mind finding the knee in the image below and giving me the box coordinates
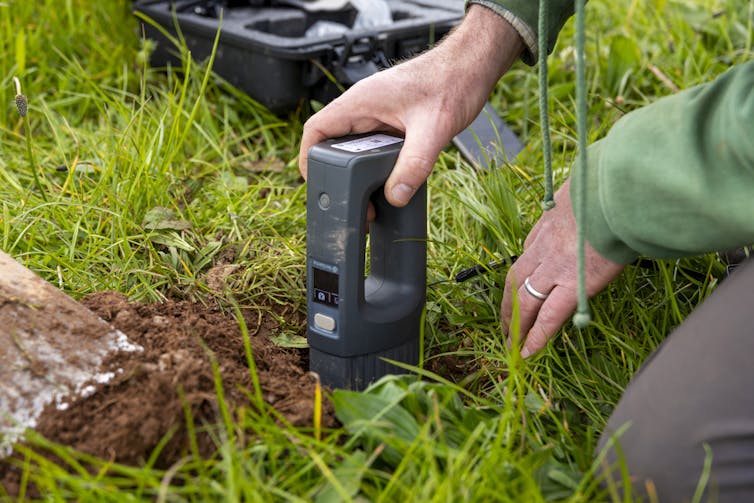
[596,419,754,502]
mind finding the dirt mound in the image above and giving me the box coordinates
[1,291,334,492]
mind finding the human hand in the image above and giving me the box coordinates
[501,178,626,357]
[298,5,525,207]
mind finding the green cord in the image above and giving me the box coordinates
[538,0,590,328]
[538,0,555,210]
[572,0,591,328]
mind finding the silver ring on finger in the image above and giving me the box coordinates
[524,276,548,300]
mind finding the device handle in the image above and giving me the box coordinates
[363,183,426,319]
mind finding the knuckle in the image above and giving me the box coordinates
[301,117,322,137]
[506,264,523,285]
[402,153,435,180]
[536,307,562,329]
[517,295,541,317]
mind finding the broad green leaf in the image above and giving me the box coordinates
[333,390,420,442]
[524,392,547,414]
[142,206,192,231]
[606,35,640,95]
[314,451,368,503]
[149,231,195,252]
[270,332,308,348]
[220,171,249,191]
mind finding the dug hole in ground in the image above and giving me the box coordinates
[0,288,337,494]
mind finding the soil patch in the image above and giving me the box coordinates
[2,291,334,492]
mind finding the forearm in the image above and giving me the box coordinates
[577,62,754,263]
[431,4,525,109]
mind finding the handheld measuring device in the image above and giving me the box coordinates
[306,133,427,391]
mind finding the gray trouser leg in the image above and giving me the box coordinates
[598,259,754,502]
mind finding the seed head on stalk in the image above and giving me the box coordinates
[13,76,47,202]
[13,77,27,117]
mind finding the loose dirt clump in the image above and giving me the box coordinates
[1,291,334,489]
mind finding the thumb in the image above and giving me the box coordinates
[384,129,447,207]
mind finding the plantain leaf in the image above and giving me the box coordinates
[333,389,420,441]
[314,451,368,503]
[605,35,640,96]
[142,206,192,231]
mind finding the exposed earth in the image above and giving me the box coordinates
[1,290,336,494]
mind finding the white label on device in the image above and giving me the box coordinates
[331,134,403,153]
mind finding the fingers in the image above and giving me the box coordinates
[514,274,552,336]
[302,103,451,208]
[383,126,448,207]
[298,88,391,180]
[504,268,552,339]
[500,249,541,325]
[519,287,577,357]
[503,272,577,358]
[503,253,625,358]
[299,113,350,180]
[500,177,628,359]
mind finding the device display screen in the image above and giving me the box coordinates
[312,267,339,307]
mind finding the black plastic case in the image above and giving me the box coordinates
[134,0,463,114]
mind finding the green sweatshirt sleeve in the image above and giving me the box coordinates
[575,61,754,264]
[466,0,575,64]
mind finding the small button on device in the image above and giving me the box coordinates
[314,313,336,332]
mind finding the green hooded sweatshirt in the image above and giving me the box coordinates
[469,0,754,264]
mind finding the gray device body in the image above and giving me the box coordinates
[306,134,426,391]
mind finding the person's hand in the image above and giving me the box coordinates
[501,178,626,357]
[298,5,525,207]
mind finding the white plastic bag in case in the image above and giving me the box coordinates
[351,0,392,30]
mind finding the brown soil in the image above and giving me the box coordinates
[1,291,335,493]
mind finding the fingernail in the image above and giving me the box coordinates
[391,183,414,205]
[520,347,531,359]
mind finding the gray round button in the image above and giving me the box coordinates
[314,313,336,332]
[318,192,331,210]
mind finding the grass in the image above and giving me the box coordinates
[1,0,751,500]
